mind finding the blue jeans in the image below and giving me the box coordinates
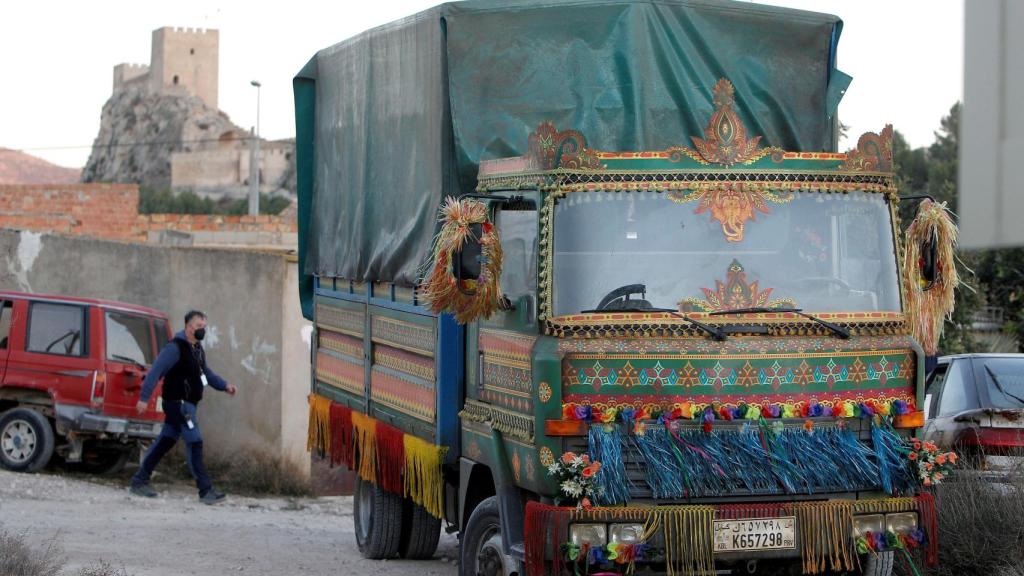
[131,400,212,496]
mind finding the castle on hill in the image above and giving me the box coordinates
[104,27,294,199]
[113,27,220,109]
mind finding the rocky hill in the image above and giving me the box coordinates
[81,87,245,192]
[0,148,80,184]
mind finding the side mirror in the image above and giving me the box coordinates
[902,198,960,356]
[453,223,483,294]
[919,235,938,290]
[421,197,504,323]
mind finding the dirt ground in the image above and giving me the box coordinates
[0,468,459,576]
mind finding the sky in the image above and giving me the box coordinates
[0,0,963,169]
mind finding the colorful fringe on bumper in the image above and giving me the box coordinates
[525,496,937,576]
[588,422,916,504]
[307,394,448,518]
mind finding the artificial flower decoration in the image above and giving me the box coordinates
[547,451,604,510]
[561,399,914,428]
[908,440,957,486]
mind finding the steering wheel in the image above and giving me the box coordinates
[595,284,654,311]
[798,277,853,295]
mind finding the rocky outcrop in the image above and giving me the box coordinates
[82,88,243,191]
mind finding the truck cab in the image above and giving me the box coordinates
[0,291,168,473]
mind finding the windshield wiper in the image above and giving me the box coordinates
[984,365,1024,407]
[111,354,146,368]
[669,312,727,341]
[709,307,850,339]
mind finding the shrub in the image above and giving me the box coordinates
[931,469,1024,576]
[0,531,64,576]
[77,560,130,576]
[158,446,311,497]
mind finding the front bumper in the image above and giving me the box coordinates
[524,496,937,575]
[55,404,162,440]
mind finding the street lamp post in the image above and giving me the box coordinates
[249,80,262,216]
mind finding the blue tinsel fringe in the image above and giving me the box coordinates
[591,422,916,504]
[588,424,632,506]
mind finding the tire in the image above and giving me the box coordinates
[353,477,403,559]
[399,498,442,559]
[861,551,895,576]
[0,407,55,473]
[460,496,520,576]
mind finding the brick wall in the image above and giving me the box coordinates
[142,213,297,234]
[0,184,139,240]
[0,184,297,242]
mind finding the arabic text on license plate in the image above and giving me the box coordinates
[713,516,796,553]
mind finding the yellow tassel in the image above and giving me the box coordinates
[306,394,331,456]
[351,411,378,484]
[792,501,853,574]
[403,434,448,519]
[903,199,962,355]
[643,507,714,576]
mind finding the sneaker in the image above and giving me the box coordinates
[130,483,158,498]
[200,489,226,505]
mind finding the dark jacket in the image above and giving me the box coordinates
[139,331,227,404]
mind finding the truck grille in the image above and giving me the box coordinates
[564,418,907,503]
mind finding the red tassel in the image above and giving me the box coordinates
[525,502,573,576]
[915,493,939,566]
[329,402,354,469]
[375,422,406,495]
[524,502,546,576]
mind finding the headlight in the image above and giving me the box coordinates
[885,512,918,534]
[852,514,885,539]
[609,523,644,545]
[570,523,608,547]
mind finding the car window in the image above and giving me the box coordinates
[0,301,12,349]
[938,360,975,416]
[27,302,86,357]
[154,318,169,351]
[498,208,538,302]
[924,365,948,419]
[974,357,1024,409]
[106,312,157,365]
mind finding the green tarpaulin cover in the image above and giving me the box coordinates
[294,0,848,319]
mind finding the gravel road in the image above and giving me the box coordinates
[0,469,459,576]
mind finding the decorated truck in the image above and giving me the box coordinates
[296,1,959,575]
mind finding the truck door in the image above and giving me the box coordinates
[11,300,94,407]
[0,301,13,381]
[101,311,158,419]
[471,200,540,415]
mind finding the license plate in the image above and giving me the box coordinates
[713,516,796,553]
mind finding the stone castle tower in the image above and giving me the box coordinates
[112,27,219,108]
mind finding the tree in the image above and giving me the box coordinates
[894,103,981,354]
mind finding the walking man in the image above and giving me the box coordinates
[129,310,236,504]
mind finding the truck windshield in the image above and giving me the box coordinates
[552,190,900,316]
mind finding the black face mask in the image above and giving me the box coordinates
[194,328,206,341]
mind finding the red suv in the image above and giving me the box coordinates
[0,291,168,473]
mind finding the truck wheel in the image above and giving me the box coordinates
[353,477,403,559]
[460,496,520,576]
[0,408,55,473]
[861,552,895,576]
[399,498,441,559]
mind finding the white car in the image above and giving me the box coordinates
[924,354,1024,470]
